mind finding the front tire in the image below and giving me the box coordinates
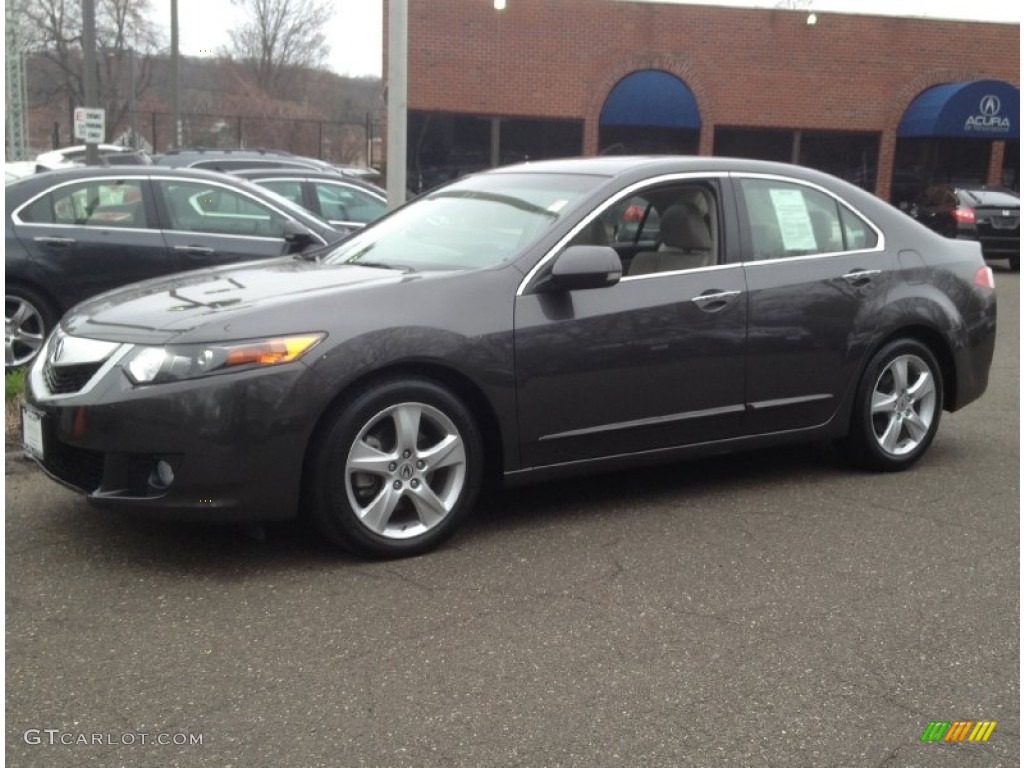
[310,378,483,557]
[6,287,56,370]
[843,339,943,472]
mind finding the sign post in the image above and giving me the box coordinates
[73,108,105,144]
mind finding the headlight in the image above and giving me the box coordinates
[123,334,325,385]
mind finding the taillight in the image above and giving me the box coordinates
[973,265,995,290]
[953,206,976,224]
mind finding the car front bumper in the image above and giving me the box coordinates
[24,343,321,523]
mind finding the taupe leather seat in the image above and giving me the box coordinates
[628,203,712,276]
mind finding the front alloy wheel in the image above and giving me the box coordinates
[312,378,483,557]
[346,402,468,540]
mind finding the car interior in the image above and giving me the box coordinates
[570,184,720,276]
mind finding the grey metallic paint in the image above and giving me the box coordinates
[24,157,996,522]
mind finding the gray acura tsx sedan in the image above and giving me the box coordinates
[22,157,996,557]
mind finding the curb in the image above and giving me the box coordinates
[5,449,35,476]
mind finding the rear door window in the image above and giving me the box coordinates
[258,179,305,206]
[739,178,877,259]
[157,180,287,238]
[17,179,148,229]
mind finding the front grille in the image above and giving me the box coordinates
[42,440,105,493]
[43,361,104,395]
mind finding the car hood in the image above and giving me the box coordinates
[61,257,417,344]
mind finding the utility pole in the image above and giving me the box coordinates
[171,0,181,147]
[4,0,29,160]
[129,47,139,149]
[82,0,100,164]
[386,0,407,209]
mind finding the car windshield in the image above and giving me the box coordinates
[322,172,603,271]
[960,188,1020,207]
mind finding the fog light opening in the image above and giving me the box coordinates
[149,459,176,490]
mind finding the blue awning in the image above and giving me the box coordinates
[600,70,701,129]
[898,79,1019,140]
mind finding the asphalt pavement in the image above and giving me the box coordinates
[4,270,1019,768]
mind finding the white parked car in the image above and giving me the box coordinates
[35,144,139,170]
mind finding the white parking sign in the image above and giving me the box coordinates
[73,108,105,142]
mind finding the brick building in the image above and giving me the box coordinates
[390,0,1019,204]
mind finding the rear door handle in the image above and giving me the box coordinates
[842,269,881,286]
[33,236,76,247]
[173,245,215,256]
[691,289,742,312]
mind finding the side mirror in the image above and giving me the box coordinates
[283,219,317,251]
[537,245,622,292]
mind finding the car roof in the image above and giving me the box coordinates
[478,155,909,228]
[153,148,336,169]
[7,164,250,185]
[489,155,845,180]
[230,168,385,193]
[949,183,1018,195]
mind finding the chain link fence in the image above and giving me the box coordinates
[130,111,379,166]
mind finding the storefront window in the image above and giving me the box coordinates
[408,112,583,194]
[714,128,879,192]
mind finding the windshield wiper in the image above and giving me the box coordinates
[347,260,413,272]
[431,190,558,217]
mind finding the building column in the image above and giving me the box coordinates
[875,130,898,202]
[583,117,599,156]
[987,140,1005,186]
[698,123,713,156]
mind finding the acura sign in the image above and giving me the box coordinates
[965,94,1011,134]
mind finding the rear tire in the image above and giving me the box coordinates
[842,339,943,472]
[310,378,483,557]
[1008,254,1019,272]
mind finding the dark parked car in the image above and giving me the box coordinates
[336,165,384,186]
[5,166,345,368]
[232,168,387,230]
[153,148,340,174]
[21,157,996,557]
[910,184,1020,270]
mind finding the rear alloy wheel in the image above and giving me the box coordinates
[311,379,483,557]
[6,290,54,370]
[844,339,943,471]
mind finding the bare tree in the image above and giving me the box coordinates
[22,0,162,144]
[226,0,333,96]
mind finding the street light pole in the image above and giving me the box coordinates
[386,0,407,209]
[129,47,138,149]
[171,0,181,147]
[82,0,99,164]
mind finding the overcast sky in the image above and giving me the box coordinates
[174,0,1020,79]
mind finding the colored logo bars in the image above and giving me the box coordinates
[920,721,997,743]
